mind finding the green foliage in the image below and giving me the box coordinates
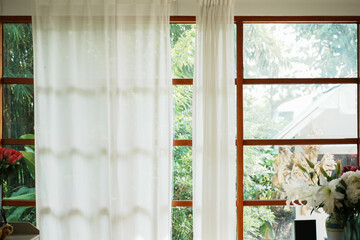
[173,85,192,140]
[171,24,196,79]
[3,23,33,78]
[172,207,193,240]
[173,147,192,200]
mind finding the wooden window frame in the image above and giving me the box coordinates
[0,16,35,207]
[171,15,360,240]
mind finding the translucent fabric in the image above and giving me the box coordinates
[32,1,172,239]
[193,0,236,239]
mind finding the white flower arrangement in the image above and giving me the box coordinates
[283,162,360,221]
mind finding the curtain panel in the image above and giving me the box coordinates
[193,0,236,239]
[33,1,172,239]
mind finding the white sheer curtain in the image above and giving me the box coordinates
[193,0,236,239]
[33,0,172,239]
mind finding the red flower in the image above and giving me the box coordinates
[15,152,23,161]
[341,165,360,175]
[0,148,4,160]
[7,155,18,164]
[3,149,11,159]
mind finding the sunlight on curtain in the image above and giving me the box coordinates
[193,0,236,239]
[33,0,172,239]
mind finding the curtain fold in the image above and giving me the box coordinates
[193,0,236,239]
[33,0,172,239]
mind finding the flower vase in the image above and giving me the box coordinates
[326,216,345,240]
[344,217,360,240]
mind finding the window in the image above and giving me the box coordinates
[171,21,195,239]
[0,17,35,224]
[171,16,360,240]
[3,15,360,239]
[238,17,359,240]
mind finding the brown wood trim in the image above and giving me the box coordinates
[243,78,357,85]
[0,22,3,148]
[171,200,192,207]
[2,199,36,207]
[172,78,193,85]
[244,200,286,206]
[235,16,360,23]
[2,139,34,145]
[173,140,192,146]
[243,138,358,146]
[170,16,196,23]
[0,16,32,23]
[243,199,305,206]
[1,78,34,84]
[240,137,357,148]
[237,22,244,240]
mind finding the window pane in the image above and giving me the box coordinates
[3,84,34,139]
[244,206,329,240]
[3,23,33,78]
[173,146,192,200]
[172,207,193,240]
[244,84,357,139]
[174,85,192,140]
[244,206,295,240]
[2,145,35,200]
[4,206,36,225]
[244,145,357,200]
[243,24,357,78]
[170,24,196,79]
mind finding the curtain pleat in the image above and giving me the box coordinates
[33,1,172,239]
[193,0,236,239]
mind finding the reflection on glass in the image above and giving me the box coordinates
[244,84,357,139]
[2,145,35,200]
[3,23,33,78]
[4,206,36,226]
[243,24,357,78]
[3,84,34,139]
[244,145,357,200]
[173,146,192,200]
[172,207,193,240]
[173,85,192,140]
[170,24,196,79]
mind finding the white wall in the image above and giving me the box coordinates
[1,0,360,16]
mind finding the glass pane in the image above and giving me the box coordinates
[244,205,329,240]
[243,24,357,78]
[243,84,357,139]
[244,145,357,200]
[170,24,196,79]
[174,85,192,140]
[2,145,35,200]
[3,23,33,78]
[244,206,295,240]
[172,207,193,240]
[3,84,34,139]
[173,146,192,200]
[4,206,36,225]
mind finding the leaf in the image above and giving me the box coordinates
[20,151,35,179]
[259,221,275,239]
[320,167,330,180]
[296,163,309,174]
[20,134,34,140]
[6,192,35,201]
[305,158,315,169]
[339,179,347,188]
[5,206,27,222]
[8,187,35,198]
